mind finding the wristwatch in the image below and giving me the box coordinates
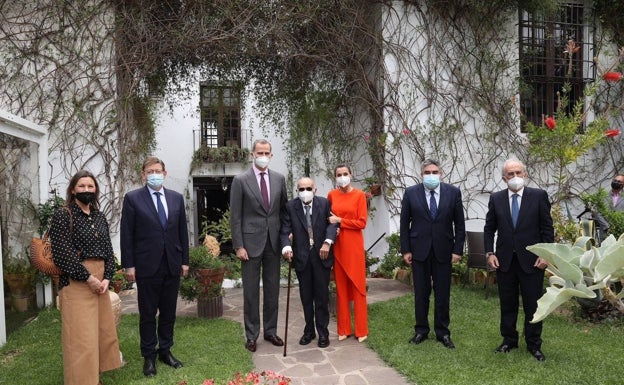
[486,252,495,257]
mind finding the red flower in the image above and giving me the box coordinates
[364,134,370,142]
[605,129,620,138]
[402,128,410,135]
[544,116,556,130]
[603,72,623,82]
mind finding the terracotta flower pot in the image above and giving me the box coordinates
[196,266,225,290]
[197,295,223,319]
[4,273,32,296]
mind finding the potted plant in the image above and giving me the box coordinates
[110,269,127,293]
[190,146,250,170]
[451,259,467,285]
[3,249,36,312]
[375,233,410,282]
[179,238,226,319]
[201,209,241,281]
[363,176,382,197]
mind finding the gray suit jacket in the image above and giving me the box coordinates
[230,167,287,258]
[606,193,624,211]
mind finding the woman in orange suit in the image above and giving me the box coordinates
[328,164,368,342]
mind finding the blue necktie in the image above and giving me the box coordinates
[154,192,167,228]
[429,190,437,219]
[511,193,519,228]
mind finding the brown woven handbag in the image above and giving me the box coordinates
[30,232,61,276]
[29,207,72,276]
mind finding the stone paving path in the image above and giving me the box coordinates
[120,278,413,385]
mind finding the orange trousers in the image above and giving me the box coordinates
[60,260,122,385]
[334,261,368,338]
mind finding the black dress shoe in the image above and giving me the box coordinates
[245,339,257,352]
[409,333,428,344]
[299,334,316,345]
[159,351,183,369]
[318,336,330,348]
[264,335,284,346]
[529,349,546,361]
[143,358,156,377]
[437,335,455,349]
[494,343,518,353]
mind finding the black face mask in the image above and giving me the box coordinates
[75,191,96,205]
[611,181,623,191]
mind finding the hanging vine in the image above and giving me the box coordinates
[1,0,624,241]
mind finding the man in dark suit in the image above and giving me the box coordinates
[120,156,189,376]
[484,158,553,361]
[230,139,288,353]
[280,177,338,348]
[400,159,465,349]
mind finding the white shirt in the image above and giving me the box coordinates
[253,166,270,205]
[425,186,440,210]
[281,200,333,255]
[148,186,168,218]
[508,187,524,212]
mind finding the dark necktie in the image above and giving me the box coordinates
[305,205,314,247]
[260,172,270,212]
[511,193,519,228]
[154,192,167,228]
[429,190,437,219]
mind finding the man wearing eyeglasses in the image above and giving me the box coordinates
[280,177,338,348]
[120,156,189,376]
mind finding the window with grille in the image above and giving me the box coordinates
[518,2,595,131]
[200,83,241,147]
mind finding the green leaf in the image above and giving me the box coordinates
[594,244,624,281]
[527,243,584,284]
[572,236,594,250]
[531,285,596,323]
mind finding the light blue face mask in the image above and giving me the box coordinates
[423,174,440,190]
[147,174,164,189]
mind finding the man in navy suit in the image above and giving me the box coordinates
[281,177,338,348]
[400,159,465,349]
[484,158,553,361]
[121,157,189,376]
[230,139,288,352]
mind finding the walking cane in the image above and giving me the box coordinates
[283,260,293,357]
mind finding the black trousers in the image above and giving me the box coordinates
[496,254,544,350]
[296,250,331,338]
[411,249,452,338]
[136,254,180,359]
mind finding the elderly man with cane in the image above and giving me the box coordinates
[281,177,338,352]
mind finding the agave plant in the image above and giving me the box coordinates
[526,234,624,323]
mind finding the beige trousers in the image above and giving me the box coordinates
[59,259,122,385]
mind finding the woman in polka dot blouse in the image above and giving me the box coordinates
[49,170,122,385]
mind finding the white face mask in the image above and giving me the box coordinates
[336,175,351,188]
[507,176,525,191]
[254,155,270,169]
[298,190,314,204]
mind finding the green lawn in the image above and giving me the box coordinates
[0,310,252,385]
[2,285,623,385]
[367,285,624,385]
